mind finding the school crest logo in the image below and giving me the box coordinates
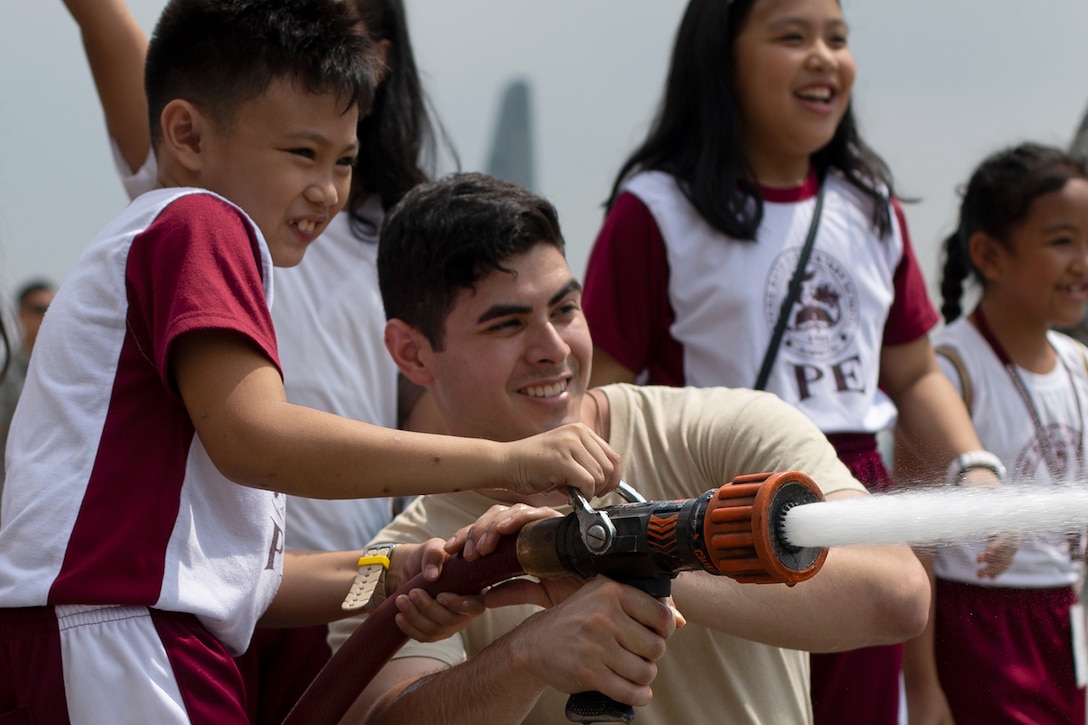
[764,248,859,360]
[1014,423,1084,554]
[1014,423,1084,482]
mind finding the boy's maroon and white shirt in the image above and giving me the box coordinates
[0,187,284,655]
[113,143,400,553]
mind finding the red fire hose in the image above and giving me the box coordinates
[283,471,827,724]
[284,540,525,724]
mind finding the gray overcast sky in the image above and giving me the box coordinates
[2,1,1087,309]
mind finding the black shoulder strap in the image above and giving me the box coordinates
[754,176,826,391]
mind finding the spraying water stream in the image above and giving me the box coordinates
[782,481,1088,548]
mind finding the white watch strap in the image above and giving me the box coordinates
[342,543,395,612]
[946,450,1007,486]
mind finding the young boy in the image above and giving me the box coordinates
[0,2,617,721]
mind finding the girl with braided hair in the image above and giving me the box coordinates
[902,142,1088,725]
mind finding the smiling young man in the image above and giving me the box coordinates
[329,172,931,724]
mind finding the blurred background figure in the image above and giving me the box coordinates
[0,279,55,489]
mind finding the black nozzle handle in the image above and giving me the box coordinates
[563,573,671,724]
[566,691,635,724]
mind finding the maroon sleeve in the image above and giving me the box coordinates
[882,198,940,346]
[125,194,281,393]
[583,192,679,382]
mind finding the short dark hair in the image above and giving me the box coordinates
[378,173,565,350]
[145,0,377,146]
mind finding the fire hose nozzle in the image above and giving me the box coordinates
[519,470,827,724]
[701,470,827,585]
[517,470,827,592]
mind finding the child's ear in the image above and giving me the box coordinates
[159,99,206,173]
[384,319,435,386]
[967,231,1005,283]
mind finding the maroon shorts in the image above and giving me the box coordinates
[0,607,70,724]
[234,624,332,724]
[935,578,1085,725]
[0,605,248,723]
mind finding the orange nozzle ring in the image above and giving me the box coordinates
[701,471,827,586]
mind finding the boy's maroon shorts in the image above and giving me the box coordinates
[0,604,248,723]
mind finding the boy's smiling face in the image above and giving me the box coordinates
[196,78,360,267]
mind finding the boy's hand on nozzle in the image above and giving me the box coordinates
[385,538,485,642]
[501,423,621,500]
[393,588,485,643]
[385,538,447,593]
[446,502,562,561]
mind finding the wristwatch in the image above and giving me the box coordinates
[945,450,1007,486]
[341,543,396,612]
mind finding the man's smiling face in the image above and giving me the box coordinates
[418,242,592,443]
